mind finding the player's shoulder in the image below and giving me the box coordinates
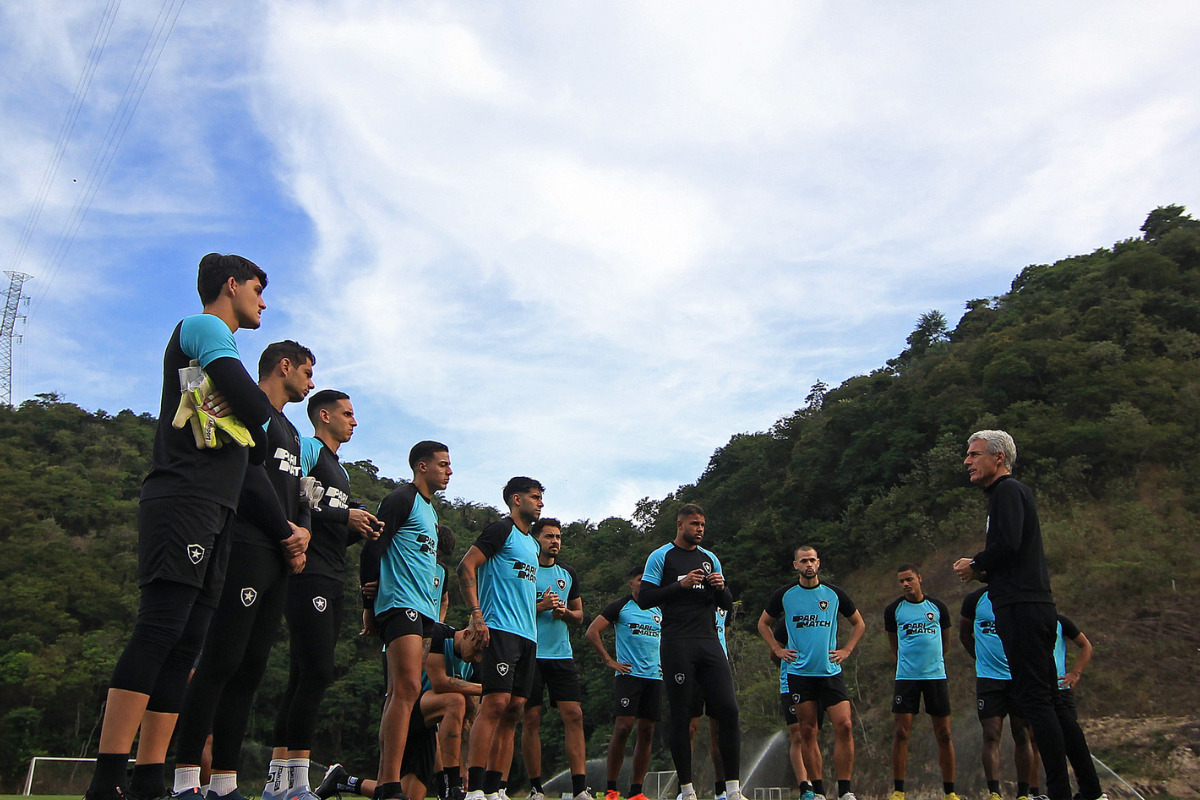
[824,582,856,606]
[696,544,721,564]
[179,313,235,346]
[927,595,951,613]
[883,596,902,616]
[558,562,580,580]
[961,586,987,614]
[646,542,673,560]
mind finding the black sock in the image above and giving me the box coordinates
[572,775,587,796]
[715,782,726,797]
[630,785,642,797]
[837,781,851,798]
[377,782,405,800]
[943,783,955,796]
[130,763,166,798]
[812,781,825,797]
[499,782,508,794]
[1029,788,1040,798]
[346,777,363,795]
[445,768,461,792]
[87,753,131,799]
[895,781,905,793]
[531,777,544,795]
[483,771,502,795]
[988,782,1001,795]
[1017,783,1029,798]
[799,783,812,795]
[607,783,617,793]
[468,768,486,793]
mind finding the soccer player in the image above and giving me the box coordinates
[954,430,1106,800]
[586,566,662,800]
[686,607,730,800]
[458,478,545,800]
[521,518,588,800]
[366,441,453,800]
[84,254,276,800]
[265,390,382,800]
[316,623,484,800]
[173,340,316,800]
[771,619,814,800]
[1027,613,1097,800]
[638,503,743,800]
[883,564,958,800]
[960,586,1034,800]
[758,545,865,800]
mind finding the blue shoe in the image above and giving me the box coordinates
[800,792,816,800]
[206,791,249,800]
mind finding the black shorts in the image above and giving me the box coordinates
[1056,687,1077,720]
[376,607,435,646]
[528,658,583,708]
[613,675,662,721]
[479,629,537,698]
[786,673,851,710]
[892,678,951,716]
[780,692,798,725]
[976,677,1018,720]
[401,690,437,789]
[137,497,236,606]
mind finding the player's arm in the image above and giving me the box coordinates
[886,631,898,661]
[585,614,627,673]
[970,483,1025,575]
[959,616,976,659]
[1060,615,1092,688]
[831,609,865,665]
[883,600,899,661]
[439,586,450,623]
[425,650,482,697]
[554,595,584,625]
[758,610,795,663]
[457,545,490,645]
[238,465,307,568]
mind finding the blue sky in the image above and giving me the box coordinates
[3,1,1199,523]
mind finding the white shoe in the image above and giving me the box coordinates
[716,794,728,800]
[574,792,594,800]
[529,793,545,800]
[464,792,486,800]
[679,790,697,800]
[498,792,509,800]
[839,794,857,800]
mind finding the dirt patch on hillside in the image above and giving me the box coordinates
[1083,716,1200,798]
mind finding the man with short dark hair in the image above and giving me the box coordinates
[458,478,545,800]
[265,389,382,800]
[586,566,662,800]
[954,430,1106,800]
[366,441,453,800]
[522,518,588,800]
[85,254,276,800]
[883,564,958,800]
[638,504,742,800]
[173,340,317,800]
[758,545,865,800]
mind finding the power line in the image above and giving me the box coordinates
[0,272,32,407]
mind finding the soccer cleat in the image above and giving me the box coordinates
[207,791,249,800]
[627,795,648,800]
[528,793,545,800]
[724,790,741,800]
[799,793,816,800]
[838,794,857,800]
[464,793,486,800]
[889,792,905,800]
[172,791,203,800]
[287,791,323,800]
[316,766,351,800]
[944,794,961,800]
[573,792,594,800]
[448,788,466,800]
[988,794,1004,800]
[716,794,728,800]
[605,792,621,800]
[261,788,287,800]
[498,792,509,800]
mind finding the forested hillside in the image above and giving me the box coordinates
[1,207,1197,794]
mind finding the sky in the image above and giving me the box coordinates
[2,1,1199,523]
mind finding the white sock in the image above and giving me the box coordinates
[680,785,694,798]
[265,761,288,796]
[174,767,201,794]
[200,785,211,798]
[726,781,741,797]
[210,774,238,797]
[287,759,311,792]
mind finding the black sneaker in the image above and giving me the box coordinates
[316,765,352,800]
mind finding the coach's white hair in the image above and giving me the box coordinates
[967,429,1017,469]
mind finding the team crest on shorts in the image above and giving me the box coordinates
[925,611,935,621]
[313,596,327,612]
[792,693,801,703]
[557,578,567,590]
[186,544,205,564]
[895,695,903,705]
[675,673,686,684]
[978,699,985,710]
[406,609,419,622]
[818,600,829,611]
[621,697,630,707]
[241,587,258,607]
[497,663,510,676]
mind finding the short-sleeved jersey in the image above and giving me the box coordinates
[435,563,449,600]
[884,595,951,680]
[961,587,1010,680]
[764,581,858,677]
[773,619,789,692]
[600,595,662,680]
[374,483,440,621]
[233,406,305,549]
[142,315,250,508]
[473,518,540,642]
[535,560,581,659]
[1053,614,1082,686]
[421,622,476,692]
[642,543,726,640]
[301,436,357,580]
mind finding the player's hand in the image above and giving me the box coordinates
[774,646,798,663]
[706,571,726,590]
[830,647,853,665]
[282,523,310,556]
[1060,670,1082,689]
[348,508,381,539]
[361,609,376,637]
[199,389,232,418]
[361,580,378,600]
[537,590,560,612]
[287,552,306,574]
[680,568,706,588]
[469,611,491,648]
[610,660,632,674]
[953,557,978,582]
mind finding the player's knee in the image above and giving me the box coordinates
[892,723,910,742]
[560,704,583,727]
[612,718,635,739]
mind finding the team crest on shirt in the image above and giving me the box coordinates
[186,544,205,564]
[925,611,936,622]
[621,697,630,708]
[818,600,829,611]
[313,596,327,613]
[653,614,662,625]
[557,578,567,590]
[675,673,686,684]
[406,609,419,622]
[433,576,441,589]
[497,663,510,676]
[701,561,713,574]
[241,587,258,607]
